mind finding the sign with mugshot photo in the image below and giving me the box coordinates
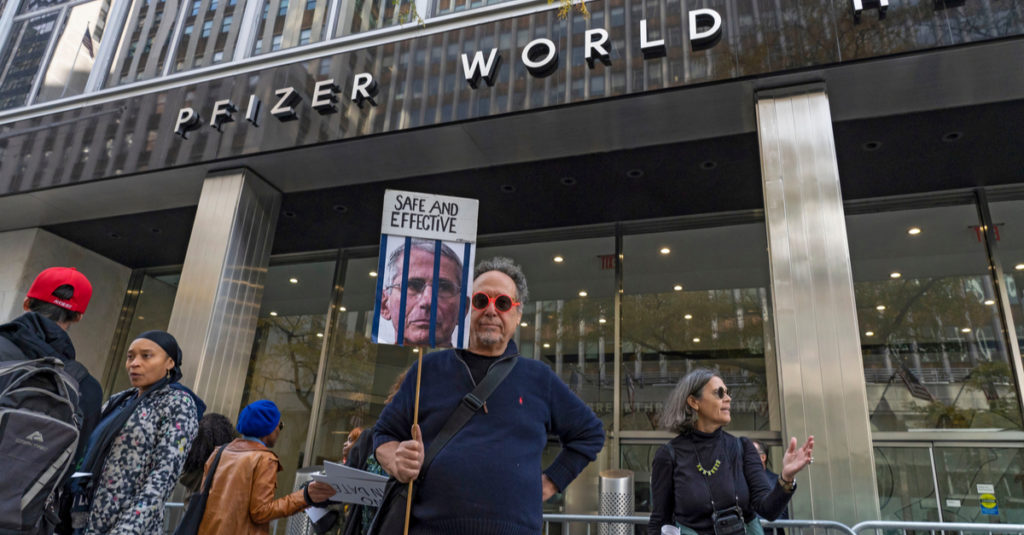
[372,190,479,348]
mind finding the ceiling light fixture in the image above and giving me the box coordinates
[984,299,996,306]
[876,305,886,311]
[289,278,298,284]
[578,290,588,297]
[553,255,564,263]
[520,322,528,327]
[865,331,875,337]
[598,318,607,324]
[316,333,324,338]
[660,247,671,255]
[890,272,902,279]
[339,306,347,311]
[543,343,551,348]
[684,314,693,320]
[673,284,683,291]
[1015,263,1024,271]
[907,227,921,236]
[692,337,701,343]
[269,311,278,317]
[369,271,378,277]
[961,327,971,333]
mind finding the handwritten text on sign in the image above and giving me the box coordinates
[381,189,479,243]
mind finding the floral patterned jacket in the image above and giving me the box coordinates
[85,385,199,535]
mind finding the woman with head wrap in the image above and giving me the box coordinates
[71,330,200,535]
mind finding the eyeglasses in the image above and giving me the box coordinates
[278,421,284,431]
[389,277,460,299]
[710,386,730,400]
[471,292,520,312]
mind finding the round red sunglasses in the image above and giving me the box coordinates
[471,292,520,312]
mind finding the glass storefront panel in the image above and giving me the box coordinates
[310,255,419,466]
[169,0,246,72]
[874,446,941,523]
[989,198,1024,353]
[240,260,335,496]
[848,203,1023,432]
[934,446,1024,523]
[251,0,330,56]
[621,222,774,432]
[0,0,110,109]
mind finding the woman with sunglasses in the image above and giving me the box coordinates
[648,369,814,535]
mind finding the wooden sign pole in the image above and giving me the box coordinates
[404,346,425,535]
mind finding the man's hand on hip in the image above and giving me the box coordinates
[542,474,558,501]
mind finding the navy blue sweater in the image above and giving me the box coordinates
[373,341,605,535]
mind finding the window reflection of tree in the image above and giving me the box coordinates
[621,288,771,431]
[858,275,1022,430]
[244,315,326,409]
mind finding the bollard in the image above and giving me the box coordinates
[598,469,635,535]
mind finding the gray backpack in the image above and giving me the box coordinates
[0,357,83,534]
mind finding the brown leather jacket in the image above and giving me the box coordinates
[197,438,308,535]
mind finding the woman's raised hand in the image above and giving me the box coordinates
[780,435,814,482]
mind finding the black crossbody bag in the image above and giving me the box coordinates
[367,356,517,535]
[172,444,229,535]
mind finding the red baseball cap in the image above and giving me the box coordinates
[27,267,93,314]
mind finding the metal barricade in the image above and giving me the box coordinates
[851,521,1024,535]
[761,519,859,535]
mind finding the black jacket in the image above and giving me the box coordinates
[0,311,103,464]
[648,429,793,535]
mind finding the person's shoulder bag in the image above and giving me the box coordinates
[367,355,518,535]
[172,444,229,535]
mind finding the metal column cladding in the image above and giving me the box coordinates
[168,169,282,421]
[755,86,880,523]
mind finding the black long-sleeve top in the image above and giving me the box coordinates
[647,428,793,535]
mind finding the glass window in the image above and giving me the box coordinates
[106,0,183,86]
[309,256,418,466]
[848,202,1023,432]
[934,446,1024,523]
[168,0,245,73]
[252,0,327,55]
[874,446,940,522]
[0,0,113,109]
[334,0,419,37]
[988,198,1024,353]
[621,221,774,432]
[240,260,335,496]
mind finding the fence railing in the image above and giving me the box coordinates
[164,505,1024,535]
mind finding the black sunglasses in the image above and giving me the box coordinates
[471,292,520,312]
[710,386,729,400]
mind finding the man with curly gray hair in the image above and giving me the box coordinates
[373,256,605,534]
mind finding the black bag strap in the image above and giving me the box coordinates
[418,355,518,480]
[199,444,229,494]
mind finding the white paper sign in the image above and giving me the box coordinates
[381,189,479,243]
[310,461,389,506]
[946,500,962,507]
[977,484,995,494]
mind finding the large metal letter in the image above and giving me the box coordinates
[351,73,379,108]
[210,99,237,131]
[461,49,502,88]
[312,79,339,114]
[245,94,261,126]
[689,8,722,50]
[851,0,888,22]
[521,38,558,78]
[174,107,202,138]
[271,87,300,121]
[640,19,666,59]
[585,29,611,68]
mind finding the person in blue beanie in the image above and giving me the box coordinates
[196,400,335,534]
[374,257,606,535]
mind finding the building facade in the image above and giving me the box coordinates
[0,0,1022,528]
